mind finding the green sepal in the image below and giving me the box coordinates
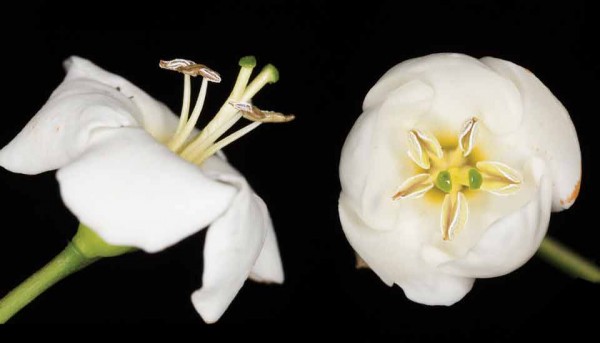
[72,224,136,259]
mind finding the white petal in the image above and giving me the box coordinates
[192,156,273,323]
[481,57,581,210]
[440,158,552,277]
[0,57,182,175]
[340,80,435,232]
[0,77,139,175]
[249,218,285,284]
[57,127,236,252]
[339,195,475,305]
[363,53,523,135]
[64,57,181,142]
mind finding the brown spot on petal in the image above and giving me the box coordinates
[561,178,581,206]
[355,254,369,269]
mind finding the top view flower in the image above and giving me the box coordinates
[0,56,293,323]
[338,53,583,305]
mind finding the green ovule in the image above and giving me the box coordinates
[435,170,452,193]
[468,168,483,190]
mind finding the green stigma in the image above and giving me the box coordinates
[263,64,279,83]
[435,170,452,193]
[468,168,483,190]
[239,55,257,68]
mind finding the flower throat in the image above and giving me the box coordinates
[393,117,523,241]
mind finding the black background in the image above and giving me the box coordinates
[0,0,597,339]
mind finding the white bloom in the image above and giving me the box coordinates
[338,53,581,305]
[0,56,287,323]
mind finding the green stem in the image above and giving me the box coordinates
[537,236,600,283]
[0,243,96,323]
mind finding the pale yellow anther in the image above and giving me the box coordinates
[477,161,522,195]
[407,129,443,169]
[458,117,479,157]
[393,174,434,200]
[441,192,468,241]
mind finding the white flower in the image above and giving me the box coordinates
[0,56,290,322]
[338,53,581,305]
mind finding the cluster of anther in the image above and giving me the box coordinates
[392,118,523,241]
[159,57,295,165]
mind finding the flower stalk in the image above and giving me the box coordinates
[538,236,600,283]
[0,224,132,323]
[0,243,92,323]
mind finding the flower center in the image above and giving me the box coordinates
[159,57,294,165]
[392,117,523,241]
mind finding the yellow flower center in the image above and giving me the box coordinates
[393,117,523,241]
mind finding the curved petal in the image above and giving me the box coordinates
[363,53,523,136]
[0,77,139,174]
[481,57,581,211]
[440,158,552,277]
[339,195,474,305]
[340,80,435,232]
[249,218,285,284]
[57,127,236,252]
[0,57,181,175]
[64,56,181,142]
[191,156,273,323]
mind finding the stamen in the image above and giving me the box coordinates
[180,62,281,162]
[476,161,522,184]
[459,117,479,157]
[407,129,443,169]
[168,77,209,152]
[175,74,192,135]
[229,101,295,123]
[477,161,522,195]
[179,64,222,82]
[194,122,262,165]
[159,58,221,82]
[161,57,292,167]
[393,174,434,199]
[441,192,468,241]
[159,59,195,71]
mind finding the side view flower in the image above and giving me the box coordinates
[0,55,293,323]
[339,53,598,305]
